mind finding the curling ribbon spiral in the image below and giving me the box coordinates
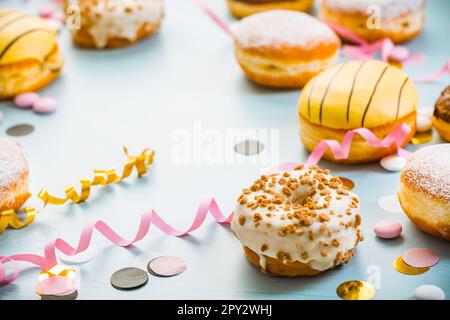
[0,123,413,284]
[0,147,155,236]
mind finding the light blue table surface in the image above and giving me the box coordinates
[0,0,449,300]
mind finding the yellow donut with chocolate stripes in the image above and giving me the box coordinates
[297,60,417,164]
[0,9,63,100]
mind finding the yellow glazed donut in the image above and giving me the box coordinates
[433,86,450,142]
[65,0,164,49]
[297,60,417,164]
[232,10,340,88]
[231,165,363,276]
[320,0,425,44]
[226,0,314,19]
[0,9,63,100]
[0,139,30,212]
[398,144,450,241]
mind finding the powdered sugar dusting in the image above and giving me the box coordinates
[402,144,450,201]
[0,139,28,189]
[326,0,424,19]
[232,10,338,49]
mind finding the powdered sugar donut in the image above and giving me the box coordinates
[0,139,30,212]
[64,0,164,49]
[320,0,425,43]
[226,0,315,19]
[231,165,363,276]
[232,10,340,88]
[398,144,450,241]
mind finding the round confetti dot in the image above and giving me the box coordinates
[338,177,355,191]
[414,285,445,300]
[36,276,77,296]
[417,106,434,118]
[6,124,35,137]
[111,267,148,290]
[14,92,40,109]
[378,195,404,213]
[374,220,402,239]
[416,115,433,132]
[147,256,187,277]
[336,280,376,300]
[380,154,406,172]
[393,256,429,275]
[402,248,440,268]
[33,97,57,114]
[41,290,78,300]
[234,140,264,155]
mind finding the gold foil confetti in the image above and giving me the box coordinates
[339,177,355,191]
[393,256,429,275]
[38,265,76,281]
[411,131,433,145]
[337,280,376,300]
[0,147,155,235]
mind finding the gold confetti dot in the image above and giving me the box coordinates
[337,280,376,300]
[339,177,355,191]
[393,256,429,275]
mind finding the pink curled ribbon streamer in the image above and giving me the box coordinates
[0,199,233,284]
[324,21,425,65]
[192,0,233,36]
[412,59,450,83]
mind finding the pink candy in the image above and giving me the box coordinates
[14,92,40,109]
[33,97,57,114]
[374,220,402,239]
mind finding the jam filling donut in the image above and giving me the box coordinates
[232,10,340,88]
[0,139,30,212]
[398,144,450,241]
[64,0,164,49]
[297,60,417,164]
[231,165,363,276]
[226,0,315,19]
[433,86,450,142]
[0,9,63,99]
[320,0,426,43]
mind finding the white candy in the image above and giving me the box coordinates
[416,115,433,132]
[380,154,406,172]
[417,106,434,118]
[414,285,445,300]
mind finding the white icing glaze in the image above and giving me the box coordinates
[232,10,338,49]
[325,0,424,19]
[231,166,362,272]
[74,0,164,48]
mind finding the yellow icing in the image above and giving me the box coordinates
[298,60,418,129]
[0,9,56,66]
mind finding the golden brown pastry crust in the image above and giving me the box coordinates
[227,0,314,19]
[433,117,450,142]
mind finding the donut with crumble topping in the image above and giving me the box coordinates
[231,164,363,276]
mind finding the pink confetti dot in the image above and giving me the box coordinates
[39,7,54,19]
[14,92,40,109]
[36,276,77,296]
[148,256,187,277]
[33,97,57,114]
[374,220,402,239]
[403,248,440,268]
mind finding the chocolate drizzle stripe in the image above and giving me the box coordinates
[361,65,390,127]
[318,63,347,124]
[0,14,30,32]
[396,78,409,120]
[307,77,318,119]
[346,61,366,123]
[0,29,53,62]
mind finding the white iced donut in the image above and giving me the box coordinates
[231,165,363,277]
[65,0,164,49]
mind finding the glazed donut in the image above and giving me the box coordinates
[232,10,340,88]
[297,60,417,164]
[433,86,450,142]
[398,144,450,241]
[320,0,425,43]
[231,165,363,276]
[0,9,63,100]
[64,0,164,49]
[226,0,314,19]
[0,139,30,212]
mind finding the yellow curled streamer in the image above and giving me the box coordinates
[0,147,155,235]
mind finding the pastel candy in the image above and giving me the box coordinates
[14,92,40,109]
[33,97,56,114]
[414,285,445,300]
[418,106,434,118]
[374,220,402,239]
[380,154,406,172]
[416,115,432,132]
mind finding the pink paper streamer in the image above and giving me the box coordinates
[192,0,233,36]
[304,123,412,167]
[413,59,450,83]
[0,199,233,284]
